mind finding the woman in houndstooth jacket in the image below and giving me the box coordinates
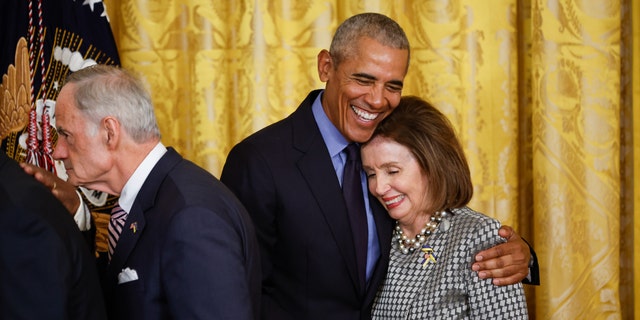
[362,96,528,319]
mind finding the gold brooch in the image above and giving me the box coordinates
[419,245,437,268]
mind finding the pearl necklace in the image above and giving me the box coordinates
[393,211,447,254]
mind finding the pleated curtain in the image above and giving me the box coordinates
[106,1,640,318]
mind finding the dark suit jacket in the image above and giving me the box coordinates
[0,152,106,320]
[221,90,395,320]
[102,148,261,320]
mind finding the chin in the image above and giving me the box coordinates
[67,177,81,187]
[348,131,374,144]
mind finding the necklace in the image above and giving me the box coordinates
[393,210,447,254]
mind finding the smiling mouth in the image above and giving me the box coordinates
[384,195,405,206]
[351,105,378,121]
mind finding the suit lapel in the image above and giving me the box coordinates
[106,202,146,281]
[106,148,183,288]
[291,92,363,293]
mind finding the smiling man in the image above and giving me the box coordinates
[220,13,534,320]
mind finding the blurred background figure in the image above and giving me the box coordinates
[0,150,106,320]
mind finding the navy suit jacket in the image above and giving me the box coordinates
[103,148,261,319]
[0,152,106,320]
[221,90,394,320]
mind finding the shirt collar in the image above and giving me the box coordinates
[118,142,167,212]
[311,90,350,158]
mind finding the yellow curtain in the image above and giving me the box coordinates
[530,1,622,318]
[632,0,640,316]
[106,0,638,318]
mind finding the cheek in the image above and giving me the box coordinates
[409,179,429,205]
[77,154,110,181]
[367,179,376,194]
[67,144,88,162]
[340,82,368,99]
[73,144,105,168]
[387,94,402,109]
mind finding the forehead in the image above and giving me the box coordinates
[362,136,412,161]
[340,37,409,77]
[55,85,82,126]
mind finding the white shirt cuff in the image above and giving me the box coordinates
[525,253,534,282]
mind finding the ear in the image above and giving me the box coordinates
[317,49,333,83]
[102,116,120,149]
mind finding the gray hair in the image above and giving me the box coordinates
[330,13,410,68]
[63,64,160,143]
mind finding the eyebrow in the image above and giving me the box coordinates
[352,72,404,88]
[362,161,400,171]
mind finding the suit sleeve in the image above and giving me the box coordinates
[522,239,540,285]
[0,208,70,319]
[0,204,106,320]
[221,143,278,307]
[161,205,255,319]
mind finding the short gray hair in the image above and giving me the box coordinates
[63,64,160,143]
[330,13,410,68]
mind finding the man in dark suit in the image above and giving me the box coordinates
[220,13,537,320]
[31,64,260,319]
[0,151,106,320]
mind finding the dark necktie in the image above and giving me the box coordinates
[107,204,128,261]
[342,143,368,287]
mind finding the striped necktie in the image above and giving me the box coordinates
[107,204,128,261]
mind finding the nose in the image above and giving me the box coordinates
[52,137,67,160]
[365,84,386,109]
[370,175,390,196]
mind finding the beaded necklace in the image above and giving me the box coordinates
[393,210,447,254]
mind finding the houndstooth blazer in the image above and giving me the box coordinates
[371,206,529,319]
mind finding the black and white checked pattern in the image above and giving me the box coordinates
[372,206,529,319]
[107,204,128,261]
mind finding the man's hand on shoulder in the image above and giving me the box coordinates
[472,225,530,286]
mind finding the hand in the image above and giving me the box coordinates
[472,225,530,286]
[20,162,81,214]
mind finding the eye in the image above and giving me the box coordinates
[386,84,402,93]
[355,78,374,86]
[365,171,376,179]
[57,130,69,138]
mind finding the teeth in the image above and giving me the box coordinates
[385,195,405,205]
[352,106,377,121]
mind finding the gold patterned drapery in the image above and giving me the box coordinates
[105,0,638,318]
